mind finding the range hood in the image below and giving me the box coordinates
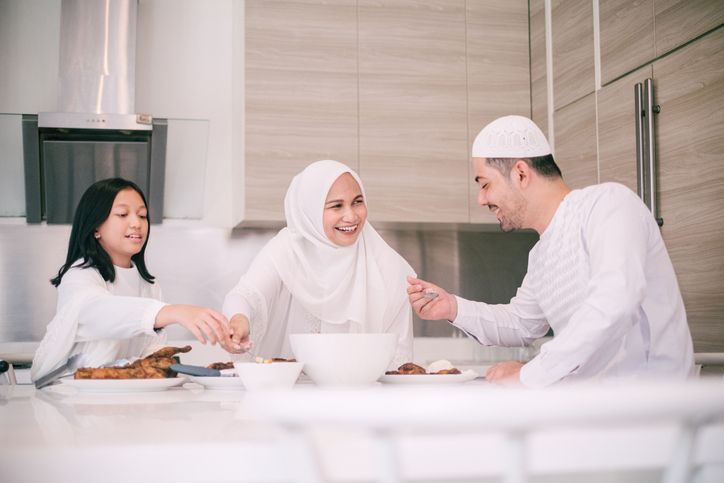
[38,0,151,130]
[23,0,166,224]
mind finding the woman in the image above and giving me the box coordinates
[224,160,415,368]
[31,178,234,382]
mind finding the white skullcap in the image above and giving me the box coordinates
[472,115,551,158]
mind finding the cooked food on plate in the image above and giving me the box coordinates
[74,345,192,379]
[254,356,297,364]
[385,359,461,375]
[207,361,235,370]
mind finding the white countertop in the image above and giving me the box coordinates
[2,378,724,483]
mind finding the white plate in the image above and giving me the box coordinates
[186,376,244,390]
[378,370,479,385]
[59,377,186,393]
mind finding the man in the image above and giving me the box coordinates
[407,115,694,388]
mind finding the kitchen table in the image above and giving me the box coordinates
[1,378,723,483]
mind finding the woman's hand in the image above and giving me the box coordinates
[406,276,458,321]
[155,305,235,352]
[228,314,252,354]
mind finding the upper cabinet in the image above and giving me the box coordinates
[357,0,468,223]
[553,93,597,190]
[245,0,359,222]
[551,0,594,110]
[244,0,530,224]
[530,0,549,136]
[599,0,654,85]
[654,0,724,57]
[467,0,530,224]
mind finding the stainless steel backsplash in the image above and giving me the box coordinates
[0,222,537,342]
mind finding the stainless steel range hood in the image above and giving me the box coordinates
[38,0,151,130]
[23,0,166,224]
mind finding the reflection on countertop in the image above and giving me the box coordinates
[2,378,724,483]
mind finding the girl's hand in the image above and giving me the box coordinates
[155,305,235,351]
[228,314,252,354]
[406,276,458,321]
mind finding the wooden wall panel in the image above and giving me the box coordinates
[597,65,652,191]
[245,0,359,221]
[599,0,655,85]
[655,0,724,57]
[530,0,548,136]
[654,28,724,351]
[358,0,468,223]
[553,93,598,189]
[551,0,595,110]
[467,0,530,224]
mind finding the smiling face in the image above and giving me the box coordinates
[95,188,149,267]
[322,172,368,247]
[473,158,527,232]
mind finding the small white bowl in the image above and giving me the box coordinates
[290,333,396,386]
[233,361,303,391]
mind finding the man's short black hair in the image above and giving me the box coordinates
[485,154,562,179]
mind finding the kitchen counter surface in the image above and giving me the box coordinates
[2,378,724,483]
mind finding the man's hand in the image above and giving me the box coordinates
[228,314,252,354]
[485,360,524,385]
[406,276,458,321]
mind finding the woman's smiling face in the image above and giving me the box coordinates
[322,173,367,247]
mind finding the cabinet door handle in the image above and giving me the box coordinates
[634,83,646,203]
[634,79,664,227]
[644,79,663,227]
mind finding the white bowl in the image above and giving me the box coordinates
[233,361,303,391]
[289,333,396,386]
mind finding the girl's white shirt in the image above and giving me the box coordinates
[31,263,167,381]
[223,160,415,369]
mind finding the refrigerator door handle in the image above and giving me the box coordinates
[644,79,664,227]
[634,83,646,204]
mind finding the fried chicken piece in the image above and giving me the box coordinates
[207,362,235,370]
[397,362,427,375]
[146,345,192,359]
[73,345,192,379]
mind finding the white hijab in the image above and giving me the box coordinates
[264,160,415,331]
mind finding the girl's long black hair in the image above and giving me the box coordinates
[50,178,155,287]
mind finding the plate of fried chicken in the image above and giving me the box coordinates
[60,346,192,392]
[379,361,479,385]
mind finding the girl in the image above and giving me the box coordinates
[32,178,235,382]
[224,160,416,368]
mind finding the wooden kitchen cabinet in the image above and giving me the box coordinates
[553,93,597,190]
[551,0,595,110]
[245,0,359,221]
[654,0,724,58]
[599,0,655,86]
[597,65,653,190]
[530,0,548,137]
[467,0,530,224]
[245,0,530,224]
[653,28,724,352]
[596,28,724,352]
[357,0,468,223]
